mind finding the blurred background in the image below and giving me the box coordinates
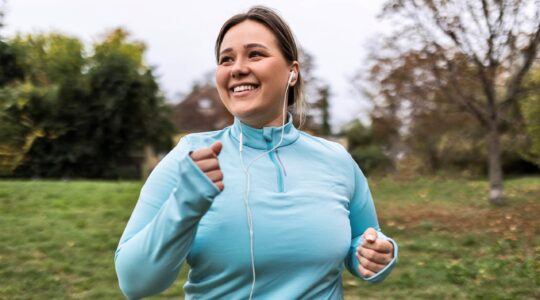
[0,0,538,299]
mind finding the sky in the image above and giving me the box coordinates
[3,0,392,131]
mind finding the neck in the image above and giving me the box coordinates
[231,112,299,150]
[239,114,286,129]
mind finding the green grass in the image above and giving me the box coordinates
[1,177,539,299]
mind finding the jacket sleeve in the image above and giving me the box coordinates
[344,161,398,284]
[114,137,220,299]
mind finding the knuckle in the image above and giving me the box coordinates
[365,249,375,260]
[359,256,367,267]
[387,241,394,252]
[361,257,372,269]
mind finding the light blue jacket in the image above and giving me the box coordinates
[115,116,398,299]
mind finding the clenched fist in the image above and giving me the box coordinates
[189,141,224,191]
[356,227,394,278]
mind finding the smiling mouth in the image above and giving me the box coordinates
[230,84,260,93]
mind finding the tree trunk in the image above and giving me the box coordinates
[487,121,504,205]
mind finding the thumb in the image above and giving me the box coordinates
[363,227,378,243]
[210,141,222,156]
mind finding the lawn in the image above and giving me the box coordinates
[0,177,538,299]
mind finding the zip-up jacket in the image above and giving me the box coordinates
[115,116,398,299]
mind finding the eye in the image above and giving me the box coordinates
[219,56,233,65]
[249,51,265,59]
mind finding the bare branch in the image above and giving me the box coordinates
[434,55,490,126]
[502,20,540,107]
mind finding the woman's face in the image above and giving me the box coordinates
[216,20,298,128]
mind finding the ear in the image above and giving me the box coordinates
[289,61,300,86]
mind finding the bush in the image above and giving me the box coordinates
[350,145,392,175]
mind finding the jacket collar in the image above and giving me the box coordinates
[230,113,300,150]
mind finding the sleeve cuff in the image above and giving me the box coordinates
[349,232,398,284]
[176,151,221,199]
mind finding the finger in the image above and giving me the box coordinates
[205,170,223,182]
[362,227,378,243]
[357,246,392,265]
[214,181,224,191]
[357,254,386,273]
[361,239,393,254]
[356,258,375,278]
[210,141,222,156]
[190,148,217,161]
[195,158,220,172]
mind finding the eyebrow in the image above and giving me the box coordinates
[219,43,269,56]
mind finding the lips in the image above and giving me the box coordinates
[230,83,260,96]
[232,84,257,92]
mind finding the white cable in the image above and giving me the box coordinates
[239,78,291,300]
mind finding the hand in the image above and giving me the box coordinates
[356,227,393,278]
[189,141,224,191]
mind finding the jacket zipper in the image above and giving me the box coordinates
[266,142,285,193]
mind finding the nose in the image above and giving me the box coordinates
[231,58,249,79]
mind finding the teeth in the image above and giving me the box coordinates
[233,85,257,92]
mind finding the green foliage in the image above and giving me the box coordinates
[314,84,331,136]
[9,33,85,86]
[519,68,540,167]
[0,40,26,154]
[0,29,174,178]
[1,177,539,299]
[342,120,392,174]
[344,120,372,146]
[349,145,392,174]
[0,40,24,85]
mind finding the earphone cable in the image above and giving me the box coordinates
[239,79,291,300]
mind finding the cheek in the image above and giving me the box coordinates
[215,69,229,92]
[215,70,230,111]
[258,65,288,92]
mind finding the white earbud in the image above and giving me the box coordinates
[288,70,296,85]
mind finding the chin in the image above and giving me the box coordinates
[229,103,261,119]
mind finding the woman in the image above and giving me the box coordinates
[115,6,398,300]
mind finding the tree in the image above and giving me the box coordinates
[364,49,485,174]
[369,0,540,205]
[342,120,392,175]
[4,33,93,177]
[0,0,24,86]
[299,48,333,135]
[0,29,173,178]
[314,84,331,136]
[81,28,174,178]
[0,33,83,176]
[519,66,540,167]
